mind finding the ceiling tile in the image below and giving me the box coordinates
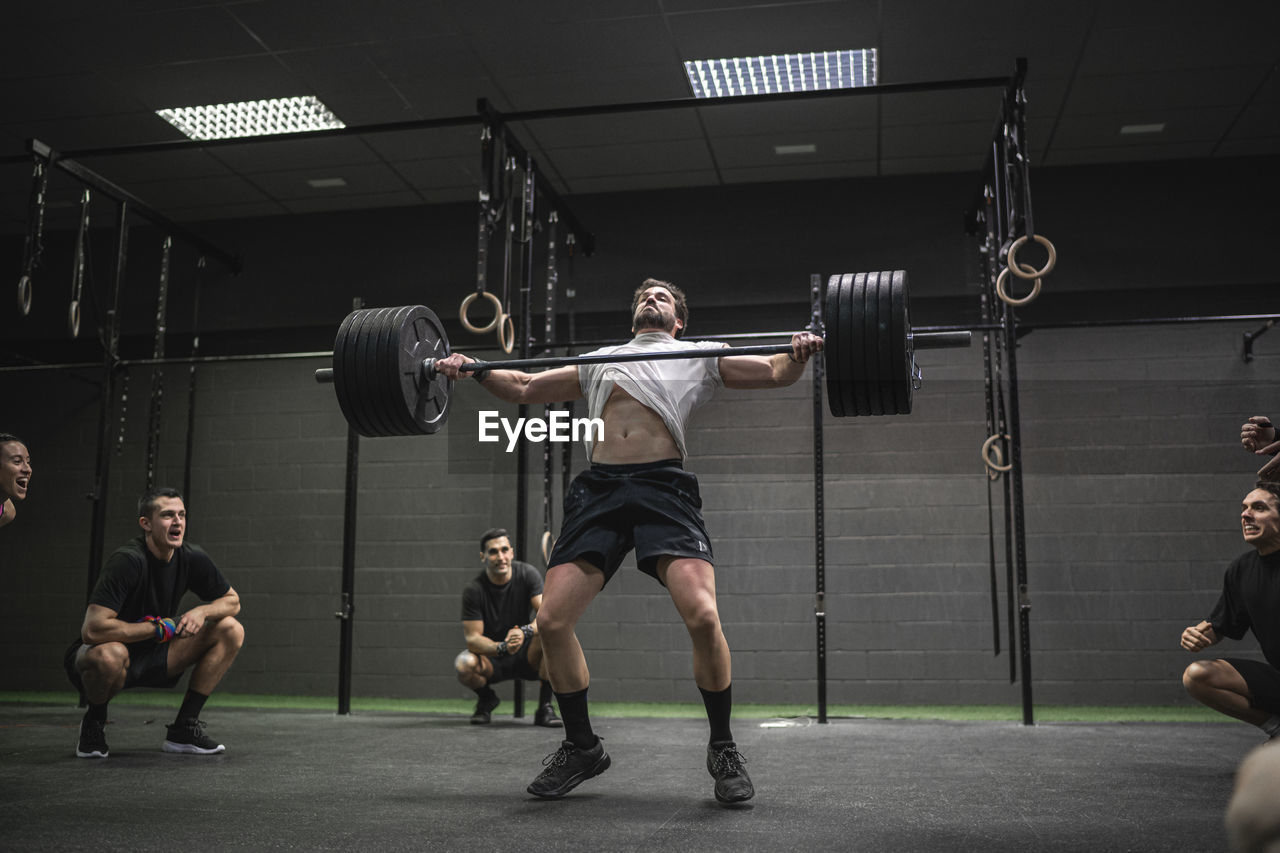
[566,170,720,194]
[710,127,877,167]
[669,3,879,60]
[46,7,265,69]
[362,127,478,162]
[126,174,274,209]
[544,139,715,179]
[470,17,673,77]
[392,157,480,190]
[228,0,458,52]
[106,56,308,112]
[699,97,878,135]
[247,162,412,199]
[517,111,704,148]
[208,137,384,174]
[1065,68,1264,114]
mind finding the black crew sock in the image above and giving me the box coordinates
[538,680,554,707]
[554,687,596,749]
[699,684,734,744]
[475,685,497,702]
[175,689,209,724]
[86,703,108,723]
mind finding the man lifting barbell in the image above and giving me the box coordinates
[434,278,822,804]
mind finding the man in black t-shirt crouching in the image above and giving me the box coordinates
[1181,480,1280,740]
[457,528,561,728]
[65,487,244,759]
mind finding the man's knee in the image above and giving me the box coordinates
[80,642,129,676]
[535,609,575,641]
[455,650,479,675]
[1183,659,1222,695]
[213,616,245,650]
[681,597,723,641]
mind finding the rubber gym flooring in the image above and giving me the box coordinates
[0,702,1257,852]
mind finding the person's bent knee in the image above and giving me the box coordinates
[682,600,723,640]
[455,650,479,675]
[1182,659,1218,694]
[535,610,573,641]
[213,615,245,649]
[81,642,129,675]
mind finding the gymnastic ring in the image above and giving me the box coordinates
[68,299,81,339]
[541,531,555,566]
[1007,234,1056,280]
[460,290,502,334]
[17,275,32,316]
[984,442,1004,481]
[982,433,1012,475]
[995,263,1042,307]
[497,313,514,354]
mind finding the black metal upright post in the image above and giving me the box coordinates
[1002,304,1033,724]
[337,424,360,715]
[511,154,537,720]
[86,201,129,600]
[810,275,827,724]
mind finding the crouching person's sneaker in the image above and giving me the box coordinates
[527,737,610,798]
[163,719,225,754]
[76,716,109,759]
[707,740,754,804]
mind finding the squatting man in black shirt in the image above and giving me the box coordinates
[456,527,562,728]
[1180,480,1280,740]
[65,487,244,758]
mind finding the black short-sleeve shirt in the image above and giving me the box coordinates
[90,536,231,622]
[1208,549,1280,669]
[460,561,543,642]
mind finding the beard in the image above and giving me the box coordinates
[634,305,673,334]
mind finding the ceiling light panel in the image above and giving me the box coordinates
[684,50,877,99]
[157,96,345,141]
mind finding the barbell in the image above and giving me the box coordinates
[314,271,971,438]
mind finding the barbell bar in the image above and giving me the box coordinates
[314,271,971,437]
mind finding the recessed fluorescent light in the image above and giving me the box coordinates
[1119,123,1166,135]
[307,177,348,188]
[775,143,817,155]
[684,49,877,99]
[156,96,345,141]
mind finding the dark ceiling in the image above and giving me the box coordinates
[1,0,1277,232]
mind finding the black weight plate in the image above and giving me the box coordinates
[902,271,915,414]
[400,305,453,434]
[875,269,893,416]
[890,270,912,415]
[840,273,859,417]
[847,273,866,416]
[377,306,417,435]
[823,273,845,418]
[863,272,882,416]
[359,307,397,437]
[343,309,380,436]
[839,272,860,414]
[331,310,359,433]
[373,306,409,437]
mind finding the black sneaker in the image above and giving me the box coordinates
[162,719,225,754]
[527,738,610,798]
[533,703,563,728]
[76,717,109,759]
[707,740,754,803]
[470,692,500,725]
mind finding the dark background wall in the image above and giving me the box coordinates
[1,155,1277,706]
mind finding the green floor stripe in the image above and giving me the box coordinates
[0,691,1229,723]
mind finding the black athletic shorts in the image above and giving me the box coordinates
[486,641,539,685]
[1225,657,1280,715]
[63,637,181,694]
[546,458,715,586]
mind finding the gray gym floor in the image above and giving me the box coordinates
[0,703,1256,852]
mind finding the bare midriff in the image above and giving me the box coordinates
[590,385,680,464]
